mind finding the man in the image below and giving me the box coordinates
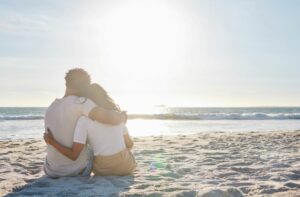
[43,68,126,177]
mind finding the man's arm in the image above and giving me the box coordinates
[44,133,85,161]
[88,106,126,125]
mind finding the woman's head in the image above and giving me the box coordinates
[82,83,121,112]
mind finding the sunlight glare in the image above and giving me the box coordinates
[99,1,188,100]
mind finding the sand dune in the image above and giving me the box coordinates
[1,131,300,196]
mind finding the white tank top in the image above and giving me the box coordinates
[73,116,126,156]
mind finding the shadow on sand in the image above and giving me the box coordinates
[5,175,134,197]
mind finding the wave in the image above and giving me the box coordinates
[129,113,300,120]
[0,115,44,120]
[2,113,300,121]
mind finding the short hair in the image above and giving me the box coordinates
[65,68,91,90]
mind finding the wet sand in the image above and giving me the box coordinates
[1,131,300,196]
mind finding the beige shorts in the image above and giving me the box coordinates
[92,149,136,176]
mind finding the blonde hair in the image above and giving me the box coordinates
[65,68,91,90]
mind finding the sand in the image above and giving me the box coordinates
[1,131,300,197]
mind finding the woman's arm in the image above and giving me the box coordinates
[89,107,127,125]
[44,132,85,161]
[123,127,134,149]
[124,134,134,149]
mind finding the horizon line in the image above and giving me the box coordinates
[1,105,300,108]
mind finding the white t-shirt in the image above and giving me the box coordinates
[44,96,96,177]
[73,116,127,156]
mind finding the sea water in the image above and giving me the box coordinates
[1,107,300,140]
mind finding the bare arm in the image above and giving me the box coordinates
[44,133,85,161]
[89,106,127,125]
[123,127,134,149]
[124,133,134,149]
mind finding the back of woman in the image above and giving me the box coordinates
[74,116,135,175]
[76,116,126,156]
[79,83,136,175]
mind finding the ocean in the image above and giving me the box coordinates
[1,107,300,140]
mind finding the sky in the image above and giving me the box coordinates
[0,0,300,108]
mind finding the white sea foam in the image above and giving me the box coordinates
[1,107,300,140]
[0,115,44,120]
[129,112,300,120]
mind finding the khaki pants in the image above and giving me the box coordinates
[92,149,136,176]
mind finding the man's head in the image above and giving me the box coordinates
[65,68,91,94]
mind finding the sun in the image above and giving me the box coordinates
[91,1,188,105]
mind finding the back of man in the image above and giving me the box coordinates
[43,95,96,177]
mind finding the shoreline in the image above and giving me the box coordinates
[1,131,300,196]
[2,128,300,142]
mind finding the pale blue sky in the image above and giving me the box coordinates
[0,0,300,108]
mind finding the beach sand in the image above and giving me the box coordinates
[1,131,300,197]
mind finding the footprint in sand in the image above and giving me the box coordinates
[135,184,152,189]
[287,173,300,180]
[159,172,182,179]
[284,182,300,188]
[144,175,161,181]
[224,181,255,187]
[231,166,261,174]
[13,168,26,173]
[205,180,222,185]
[231,161,253,167]
[216,172,239,178]
[180,183,190,187]
[11,162,27,168]
[256,175,271,180]
[33,161,44,165]
[239,186,252,194]
[28,168,42,175]
[140,149,163,154]
[260,187,289,195]
[172,156,187,162]
[271,163,290,168]
[270,175,287,182]
[167,141,176,144]
[24,178,36,183]
[159,187,186,192]
[173,190,197,197]
[177,168,191,175]
[200,188,243,197]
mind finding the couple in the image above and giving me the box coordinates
[43,68,136,177]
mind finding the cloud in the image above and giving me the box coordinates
[0,11,52,34]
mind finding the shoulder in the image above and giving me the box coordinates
[47,98,60,108]
[77,116,94,126]
[45,98,61,115]
[63,96,88,104]
[74,97,96,108]
[62,96,95,106]
[74,97,88,104]
[78,116,89,122]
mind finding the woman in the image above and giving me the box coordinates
[44,83,136,176]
